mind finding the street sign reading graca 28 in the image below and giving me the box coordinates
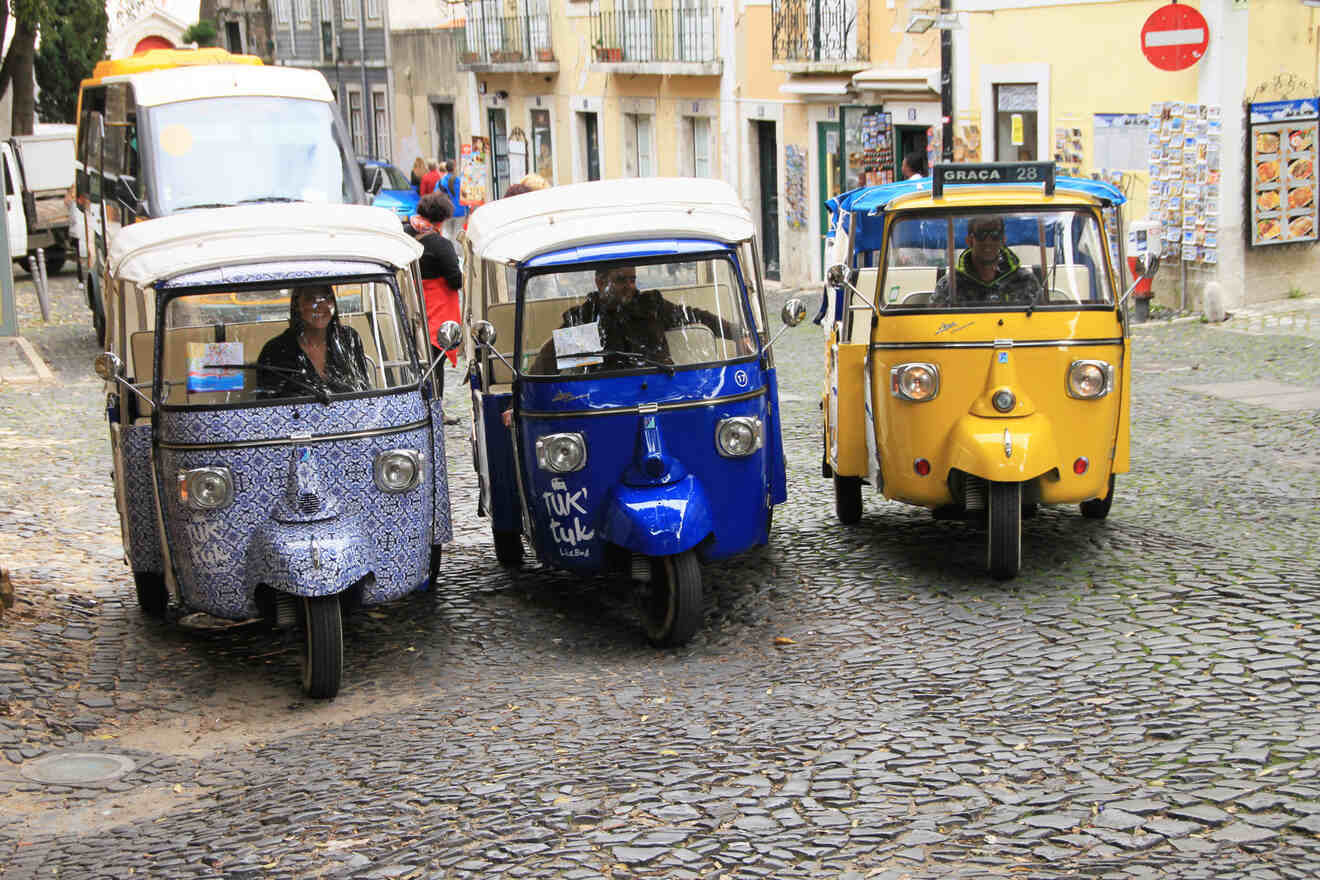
[1141,3,1210,72]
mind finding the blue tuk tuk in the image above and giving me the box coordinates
[460,178,804,645]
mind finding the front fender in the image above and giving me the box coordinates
[946,413,1059,482]
[601,474,713,558]
[245,516,375,598]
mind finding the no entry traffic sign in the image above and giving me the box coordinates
[1141,3,1210,72]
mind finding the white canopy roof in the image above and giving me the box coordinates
[464,177,756,264]
[108,203,423,285]
[110,64,333,108]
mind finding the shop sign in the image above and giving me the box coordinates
[1247,99,1317,247]
[1141,4,1209,72]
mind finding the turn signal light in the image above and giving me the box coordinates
[1074,457,1089,475]
[914,458,931,476]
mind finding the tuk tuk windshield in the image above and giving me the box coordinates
[518,256,755,376]
[878,209,1115,310]
[158,279,419,407]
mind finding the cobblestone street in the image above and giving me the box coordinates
[2,269,1319,879]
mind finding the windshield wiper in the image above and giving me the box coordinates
[237,196,300,205]
[212,363,332,404]
[172,202,235,212]
[594,350,676,377]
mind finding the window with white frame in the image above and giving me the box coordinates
[367,0,380,19]
[684,116,711,177]
[373,89,390,159]
[348,90,365,155]
[624,113,653,176]
[342,0,355,22]
[319,0,332,20]
[277,0,291,23]
[296,0,311,23]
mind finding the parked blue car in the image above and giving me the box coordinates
[358,158,419,220]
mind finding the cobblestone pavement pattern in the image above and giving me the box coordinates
[1,270,1319,879]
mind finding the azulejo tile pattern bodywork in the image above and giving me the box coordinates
[429,398,452,545]
[119,424,163,575]
[155,395,441,619]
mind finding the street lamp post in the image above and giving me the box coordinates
[940,0,953,161]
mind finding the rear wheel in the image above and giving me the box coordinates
[428,545,443,587]
[492,527,523,567]
[133,572,167,618]
[1080,475,1116,520]
[300,596,343,700]
[987,481,1022,580]
[640,550,702,648]
[834,475,863,524]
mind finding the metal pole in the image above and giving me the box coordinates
[940,0,953,161]
[358,0,372,158]
[1179,259,1187,313]
[33,248,50,322]
[0,143,14,337]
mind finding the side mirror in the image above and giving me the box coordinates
[94,351,123,381]
[781,298,806,327]
[435,320,463,352]
[826,263,849,286]
[1135,253,1160,280]
[472,320,497,347]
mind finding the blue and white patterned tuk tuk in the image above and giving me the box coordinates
[95,203,457,698]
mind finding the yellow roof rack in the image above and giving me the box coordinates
[89,48,262,81]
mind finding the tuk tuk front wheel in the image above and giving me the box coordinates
[834,475,863,524]
[1080,475,1116,520]
[640,550,702,648]
[133,572,167,618]
[987,481,1022,580]
[492,527,524,567]
[300,596,343,700]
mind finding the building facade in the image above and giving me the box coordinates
[272,0,394,162]
[200,0,276,62]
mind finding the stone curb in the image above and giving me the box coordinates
[0,336,55,384]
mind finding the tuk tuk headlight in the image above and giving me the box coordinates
[716,416,763,458]
[178,467,234,510]
[536,433,586,473]
[1067,360,1113,399]
[374,449,422,492]
[891,363,940,402]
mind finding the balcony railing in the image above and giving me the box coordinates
[772,0,869,65]
[591,5,718,65]
[462,7,554,66]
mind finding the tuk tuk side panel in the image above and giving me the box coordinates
[869,311,1123,507]
[119,423,164,574]
[517,381,773,569]
[475,388,523,534]
[427,399,453,544]
[826,330,870,479]
[1112,337,1132,474]
[763,367,788,505]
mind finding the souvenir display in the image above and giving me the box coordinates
[784,144,807,229]
[1147,102,1221,263]
[842,108,894,189]
[1248,99,1318,247]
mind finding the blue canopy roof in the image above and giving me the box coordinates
[826,175,1125,220]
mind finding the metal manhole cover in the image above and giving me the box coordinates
[19,752,136,786]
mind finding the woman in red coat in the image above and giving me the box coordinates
[410,193,463,417]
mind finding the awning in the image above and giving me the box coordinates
[851,67,939,98]
[778,78,853,97]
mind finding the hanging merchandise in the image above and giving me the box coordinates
[1146,102,1221,264]
[1247,98,1317,247]
[460,137,490,208]
[842,107,895,189]
[784,145,807,229]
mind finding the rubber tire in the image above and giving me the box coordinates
[133,572,167,618]
[428,545,443,587]
[92,306,106,346]
[1080,474,1116,520]
[492,527,523,567]
[300,596,343,700]
[834,475,863,524]
[987,481,1022,581]
[641,550,702,648]
[17,249,66,276]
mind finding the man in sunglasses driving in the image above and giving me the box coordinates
[931,215,1041,306]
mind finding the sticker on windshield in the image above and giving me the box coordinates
[553,322,604,370]
[158,124,194,157]
[734,369,749,388]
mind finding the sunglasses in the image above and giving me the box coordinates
[971,228,1005,241]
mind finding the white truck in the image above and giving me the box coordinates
[2,127,75,275]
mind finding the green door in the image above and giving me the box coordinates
[817,120,842,275]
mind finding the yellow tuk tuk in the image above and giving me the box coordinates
[821,162,1158,578]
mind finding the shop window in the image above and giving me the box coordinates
[531,108,553,182]
[994,83,1037,162]
[348,90,364,155]
[625,113,653,176]
[373,89,390,160]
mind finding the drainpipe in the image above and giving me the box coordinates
[940,0,953,161]
[358,0,373,157]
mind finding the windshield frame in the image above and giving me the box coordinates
[514,250,761,382]
[139,95,365,217]
[153,270,423,411]
[873,205,1119,313]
